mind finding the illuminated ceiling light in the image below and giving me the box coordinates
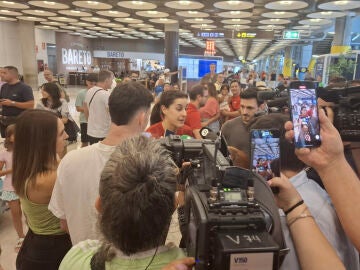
[195,18,203,21]
[124,18,134,20]
[310,18,321,22]
[271,18,280,21]
[230,11,240,14]
[321,11,332,15]
[227,1,240,4]
[160,18,168,21]
[86,1,99,4]
[275,11,285,15]
[132,1,144,5]
[2,1,15,4]
[188,11,198,14]
[334,1,348,5]
[71,10,81,13]
[232,18,241,21]
[44,1,56,5]
[147,10,158,14]
[0,9,9,12]
[34,10,45,13]
[179,1,191,5]
[279,1,293,5]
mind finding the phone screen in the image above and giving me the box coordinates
[250,129,280,181]
[289,83,321,148]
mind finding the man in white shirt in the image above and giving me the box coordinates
[84,70,114,145]
[49,82,154,245]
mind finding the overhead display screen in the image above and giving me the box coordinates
[179,55,223,79]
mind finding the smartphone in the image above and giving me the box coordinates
[288,81,321,148]
[250,129,281,181]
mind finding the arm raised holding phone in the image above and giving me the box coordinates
[285,108,360,252]
[269,175,345,270]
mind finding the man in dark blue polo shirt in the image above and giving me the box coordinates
[0,66,34,137]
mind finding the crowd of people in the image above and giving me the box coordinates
[0,64,359,270]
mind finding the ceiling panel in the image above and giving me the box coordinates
[0,0,359,60]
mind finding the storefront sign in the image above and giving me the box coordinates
[56,32,93,74]
[93,50,164,62]
[106,51,125,58]
[62,48,92,65]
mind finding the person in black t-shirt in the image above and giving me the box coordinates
[0,66,34,137]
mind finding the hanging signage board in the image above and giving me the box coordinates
[283,30,300,40]
[234,31,274,39]
[193,31,232,39]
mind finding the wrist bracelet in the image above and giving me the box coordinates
[284,200,304,216]
[288,212,314,227]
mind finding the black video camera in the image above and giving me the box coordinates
[257,88,289,114]
[318,85,360,141]
[159,135,287,270]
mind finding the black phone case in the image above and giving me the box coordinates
[288,81,321,148]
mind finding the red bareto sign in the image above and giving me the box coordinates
[204,40,215,56]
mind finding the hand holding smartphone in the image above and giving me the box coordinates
[288,81,321,148]
[250,129,281,181]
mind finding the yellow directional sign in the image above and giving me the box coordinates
[235,31,274,39]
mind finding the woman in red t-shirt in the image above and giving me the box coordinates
[199,83,220,133]
[146,91,194,138]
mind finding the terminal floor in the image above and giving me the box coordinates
[0,86,180,270]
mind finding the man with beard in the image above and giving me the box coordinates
[222,88,263,160]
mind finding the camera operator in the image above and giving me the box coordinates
[285,108,360,252]
[250,114,358,270]
[59,136,186,269]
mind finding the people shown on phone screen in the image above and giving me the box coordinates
[254,157,272,180]
[291,92,319,147]
[297,122,316,147]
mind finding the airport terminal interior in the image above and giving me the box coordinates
[0,0,360,270]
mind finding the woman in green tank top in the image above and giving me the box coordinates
[12,109,72,270]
